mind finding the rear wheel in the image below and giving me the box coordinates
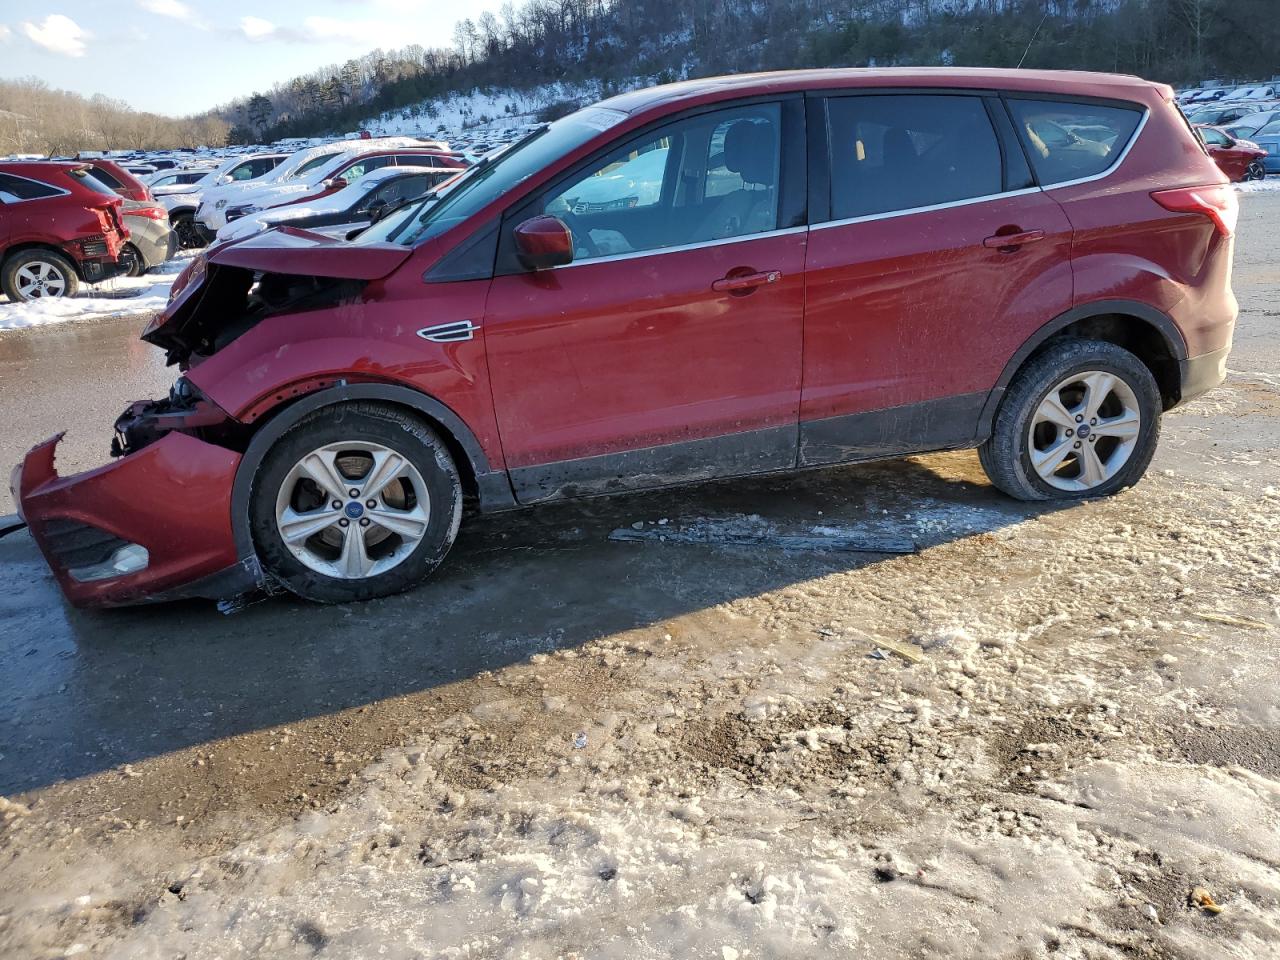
[122,243,146,277]
[979,339,1161,501]
[171,212,203,249]
[249,403,463,603]
[1,249,80,302]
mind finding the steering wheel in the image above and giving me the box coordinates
[558,212,601,259]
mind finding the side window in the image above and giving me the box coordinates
[338,156,392,184]
[365,175,430,210]
[91,167,124,190]
[826,94,1002,220]
[534,102,781,262]
[1199,127,1230,147]
[0,172,63,201]
[230,162,257,181]
[1007,98,1143,186]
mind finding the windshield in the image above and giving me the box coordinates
[355,107,627,247]
[1257,118,1280,137]
[294,152,344,177]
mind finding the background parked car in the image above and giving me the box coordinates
[1221,108,1280,139]
[220,147,467,224]
[1248,117,1280,176]
[216,165,456,242]
[81,159,154,202]
[1195,124,1267,181]
[155,153,289,248]
[0,161,130,302]
[194,137,447,236]
[118,199,175,276]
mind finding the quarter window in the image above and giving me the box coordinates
[826,94,1003,220]
[1007,98,1143,186]
[0,173,63,201]
[535,102,781,262]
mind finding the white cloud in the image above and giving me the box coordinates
[239,16,277,40]
[137,0,206,27]
[20,14,88,57]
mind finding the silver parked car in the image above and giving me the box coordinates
[119,199,176,276]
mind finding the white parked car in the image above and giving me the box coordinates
[215,166,454,243]
[154,153,289,247]
[194,137,447,235]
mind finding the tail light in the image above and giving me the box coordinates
[129,205,168,221]
[1151,184,1239,238]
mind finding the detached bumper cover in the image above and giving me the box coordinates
[14,432,249,608]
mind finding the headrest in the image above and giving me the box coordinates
[723,120,776,186]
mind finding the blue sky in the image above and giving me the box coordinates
[0,0,505,115]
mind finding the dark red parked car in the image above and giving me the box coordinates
[11,68,1237,608]
[0,161,131,302]
[1194,123,1267,181]
[81,158,155,202]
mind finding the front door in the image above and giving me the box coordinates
[484,101,807,502]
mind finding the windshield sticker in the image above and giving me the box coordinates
[574,107,629,132]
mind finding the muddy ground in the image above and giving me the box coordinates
[0,194,1278,959]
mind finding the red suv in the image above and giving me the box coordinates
[1,162,131,302]
[11,68,1236,608]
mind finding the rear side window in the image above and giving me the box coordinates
[0,172,63,201]
[1007,99,1143,186]
[826,94,1003,220]
[71,169,121,198]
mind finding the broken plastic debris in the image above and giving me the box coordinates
[869,639,924,664]
[573,731,588,749]
[1190,887,1223,914]
[1196,612,1269,631]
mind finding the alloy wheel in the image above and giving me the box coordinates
[15,261,68,299]
[1028,370,1142,492]
[1246,161,1266,181]
[274,440,431,580]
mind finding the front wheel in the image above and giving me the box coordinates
[171,213,204,249]
[249,403,463,603]
[979,339,1161,501]
[1246,160,1266,182]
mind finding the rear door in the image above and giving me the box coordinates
[800,91,1075,465]
[484,100,808,502]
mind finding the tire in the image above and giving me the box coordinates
[1246,160,1266,181]
[249,402,463,603]
[122,243,146,278]
[1,249,80,302]
[978,339,1161,501]
[171,212,203,249]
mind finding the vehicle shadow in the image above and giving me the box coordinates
[0,451,1070,795]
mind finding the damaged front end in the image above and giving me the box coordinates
[13,230,413,608]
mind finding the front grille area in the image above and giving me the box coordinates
[41,519,128,571]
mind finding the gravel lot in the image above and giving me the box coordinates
[0,193,1278,960]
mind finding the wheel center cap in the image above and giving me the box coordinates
[344,501,365,519]
[1076,423,1091,439]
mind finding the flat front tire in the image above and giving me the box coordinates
[979,339,1162,501]
[249,402,463,603]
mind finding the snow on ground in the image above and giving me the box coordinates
[1235,178,1280,193]
[0,252,194,332]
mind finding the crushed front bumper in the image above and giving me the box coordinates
[11,432,253,608]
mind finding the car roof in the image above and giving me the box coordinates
[0,160,85,176]
[597,67,1168,116]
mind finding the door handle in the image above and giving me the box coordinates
[983,229,1045,250]
[712,270,782,292]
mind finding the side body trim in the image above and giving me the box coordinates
[799,393,989,467]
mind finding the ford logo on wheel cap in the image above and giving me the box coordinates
[344,501,364,519]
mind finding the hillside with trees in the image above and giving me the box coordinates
[0,78,229,156]
[217,0,1280,143]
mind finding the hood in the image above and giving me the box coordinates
[141,228,411,364]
